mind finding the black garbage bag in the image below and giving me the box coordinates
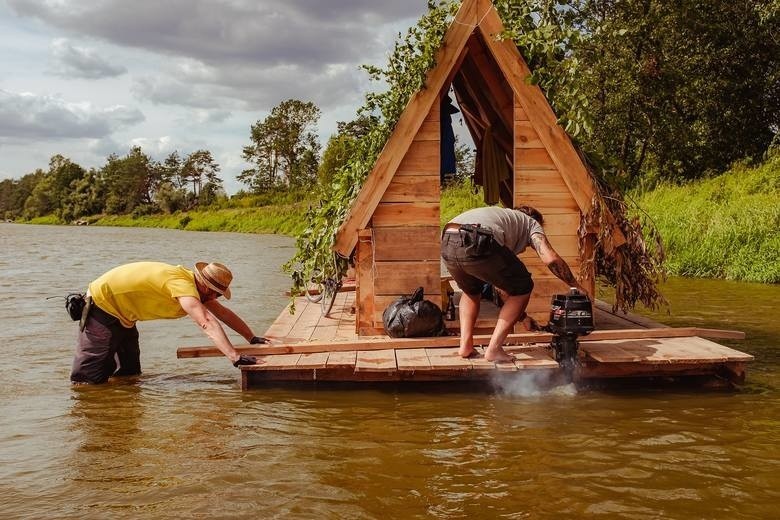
[382,287,447,338]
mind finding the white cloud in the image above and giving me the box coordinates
[49,38,127,79]
[0,89,144,140]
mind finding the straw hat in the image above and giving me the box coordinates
[194,262,232,299]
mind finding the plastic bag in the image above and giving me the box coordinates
[382,287,447,338]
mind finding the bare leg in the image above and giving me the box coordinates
[484,293,531,362]
[458,292,481,358]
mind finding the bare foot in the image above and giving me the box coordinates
[485,347,515,363]
[459,345,475,358]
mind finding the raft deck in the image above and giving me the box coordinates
[230,290,753,390]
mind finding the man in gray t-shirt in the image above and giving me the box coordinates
[441,206,585,362]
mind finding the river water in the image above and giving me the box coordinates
[1,223,778,519]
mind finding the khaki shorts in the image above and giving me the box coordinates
[441,231,533,297]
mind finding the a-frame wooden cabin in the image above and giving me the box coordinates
[334,0,624,335]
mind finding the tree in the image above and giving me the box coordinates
[22,156,86,220]
[241,99,321,192]
[497,0,780,187]
[182,149,222,205]
[101,147,157,214]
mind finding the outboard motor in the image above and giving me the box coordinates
[549,288,594,378]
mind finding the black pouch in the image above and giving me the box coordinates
[460,224,494,256]
[65,293,86,321]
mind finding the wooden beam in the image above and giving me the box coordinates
[177,327,746,358]
[333,0,478,256]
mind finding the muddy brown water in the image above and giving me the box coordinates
[1,223,778,519]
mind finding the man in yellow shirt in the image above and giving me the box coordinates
[71,261,266,384]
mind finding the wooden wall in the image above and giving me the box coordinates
[355,102,442,333]
[513,96,593,320]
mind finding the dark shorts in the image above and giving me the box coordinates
[71,305,141,384]
[441,230,534,297]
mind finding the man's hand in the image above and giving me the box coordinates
[233,354,257,367]
[249,336,268,344]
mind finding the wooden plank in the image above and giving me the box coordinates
[264,302,306,339]
[504,345,559,368]
[356,231,374,334]
[515,169,570,194]
[675,336,755,362]
[396,139,439,174]
[373,261,441,296]
[470,346,500,371]
[426,347,474,370]
[396,348,432,370]
[326,350,357,369]
[582,337,754,364]
[515,148,556,170]
[296,352,330,369]
[382,176,440,203]
[355,349,397,372]
[252,353,302,370]
[415,120,439,141]
[513,193,580,213]
[333,1,477,256]
[514,121,544,148]
[286,296,325,342]
[178,327,747,358]
[372,226,441,261]
[371,202,439,227]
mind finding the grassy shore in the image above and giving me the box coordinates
[19,155,779,284]
[636,152,780,283]
[91,202,310,236]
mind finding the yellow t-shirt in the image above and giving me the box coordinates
[89,262,200,328]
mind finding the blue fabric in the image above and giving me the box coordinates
[440,95,459,183]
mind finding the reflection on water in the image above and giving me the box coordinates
[1,223,778,519]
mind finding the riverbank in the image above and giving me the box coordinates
[19,153,779,284]
[635,151,779,283]
[28,202,310,236]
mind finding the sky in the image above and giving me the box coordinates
[0,0,432,194]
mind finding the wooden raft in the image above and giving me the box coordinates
[177,290,754,390]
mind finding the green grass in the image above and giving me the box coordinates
[440,178,486,225]
[94,203,310,236]
[636,152,780,283]
[27,215,64,225]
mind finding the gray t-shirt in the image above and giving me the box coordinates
[449,206,544,255]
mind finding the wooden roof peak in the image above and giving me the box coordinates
[333,0,624,256]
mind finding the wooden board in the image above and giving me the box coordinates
[326,350,357,369]
[426,347,474,370]
[582,337,754,364]
[372,226,441,261]
[372,261,441,296]
[355,349,397,372]
[296,352,330,369]
[382,176,440,203]
[396,348,432,370]
[396,140,439,174]
[371,202,439,227]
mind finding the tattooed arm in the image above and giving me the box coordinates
[530,232,585,291]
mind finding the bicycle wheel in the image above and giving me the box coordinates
[320,279,338,317]
[304,270,323,303]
